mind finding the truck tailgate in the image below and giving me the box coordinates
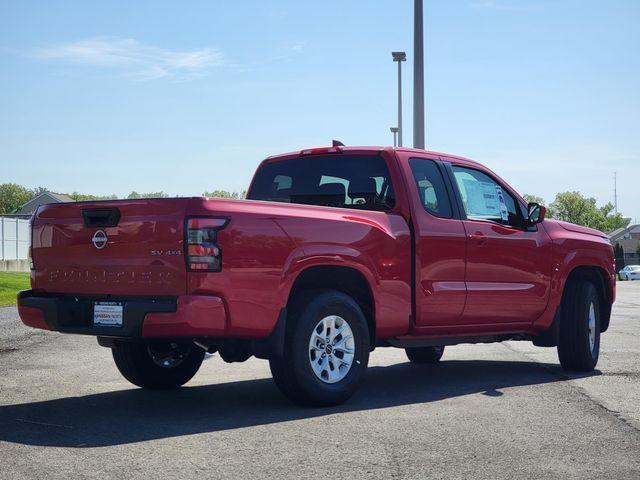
[31,198,190,296]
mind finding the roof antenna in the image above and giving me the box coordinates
[332,140,345,147]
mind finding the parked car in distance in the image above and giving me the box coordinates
[619,265,640,281]
[18,146,616,406]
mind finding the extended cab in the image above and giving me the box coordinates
[18,146,616,406]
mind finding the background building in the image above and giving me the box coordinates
[610,224,640,266]
[14,191,73,218]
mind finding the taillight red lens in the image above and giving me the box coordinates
[186,217,227,272]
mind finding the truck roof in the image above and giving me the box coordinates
[265,146,483,168]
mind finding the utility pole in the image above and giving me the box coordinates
[392,52,406,147]
[413,0,425,149]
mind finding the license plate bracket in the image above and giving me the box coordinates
[93,301,124,327]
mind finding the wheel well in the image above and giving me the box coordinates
[288,266,375,348]
[564,266,612,332]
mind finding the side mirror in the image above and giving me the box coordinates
[527,202,546,225]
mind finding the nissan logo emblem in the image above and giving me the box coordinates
[92,230,108,250]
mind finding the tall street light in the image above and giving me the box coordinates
[413,0,425,149]
[390,127,399,147]
[392,51,406,147]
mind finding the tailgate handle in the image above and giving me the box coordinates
[82,208,121,228]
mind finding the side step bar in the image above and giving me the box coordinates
[386,333,533,349]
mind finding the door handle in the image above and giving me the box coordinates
[468,232,488,244]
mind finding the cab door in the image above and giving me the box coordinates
[405,157,467,327]
[448,163,552,324]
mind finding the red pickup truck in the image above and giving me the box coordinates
[18,146,615,406]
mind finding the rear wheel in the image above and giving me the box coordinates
[405,346,445,364]
[112,341,205,389]
[557,279,600,372]
[269,290,370,406]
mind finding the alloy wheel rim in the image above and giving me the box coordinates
[588,302,596,354]
[308,315,355,384]
[147,342,189,369]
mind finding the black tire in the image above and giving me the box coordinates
[269,290,370,407]
[405,346,445,364]
[112,341,205,389]
[557,279,600,372]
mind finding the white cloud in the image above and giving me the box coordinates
[33,37,223,80]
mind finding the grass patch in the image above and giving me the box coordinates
[0,272,30,307]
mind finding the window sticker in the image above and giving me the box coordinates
[462,179,501,218]
[494,185,509,222]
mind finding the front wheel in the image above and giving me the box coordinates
[557,280,601,372]
[269,290,370,406]
[112,341,205,389]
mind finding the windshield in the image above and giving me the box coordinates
[248,155,396,211]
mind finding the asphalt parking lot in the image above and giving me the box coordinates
[1,283,639,480]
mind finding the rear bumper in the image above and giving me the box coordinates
[17,290,227,338]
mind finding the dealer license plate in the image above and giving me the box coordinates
[93,302,124,327]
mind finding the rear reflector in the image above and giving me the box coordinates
[186,217,228,272]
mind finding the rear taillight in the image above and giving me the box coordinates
[186,217,228,272]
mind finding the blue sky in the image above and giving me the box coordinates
[1,0,639,221]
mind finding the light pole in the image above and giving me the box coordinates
[390,127,399,147]
[392,51,406,147]
[413,0,425,149]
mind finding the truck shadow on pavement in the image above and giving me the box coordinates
[0,359,599,448]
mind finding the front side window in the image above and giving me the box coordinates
[409,158,452,218]
[248,155,396,211]
[452,165,523,227]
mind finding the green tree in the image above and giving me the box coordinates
[202,190,244,199]
[68,192,118,201]
[549,191,629,232]
[31,186,49,196]
[0,183,34,214]
[597,202,630,232]
[522,194,546,205]
[127,191,169,199]
[614,243,626,272]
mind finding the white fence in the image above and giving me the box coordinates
[1,217,29,260]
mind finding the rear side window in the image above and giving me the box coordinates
[409,158,452,218]
[248,155,396,211]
